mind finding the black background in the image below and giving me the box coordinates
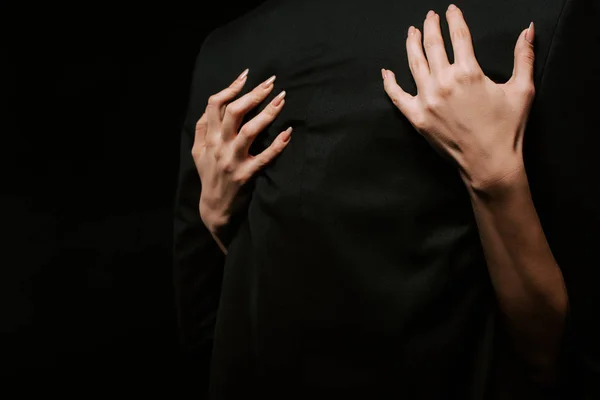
[4,1,265,393]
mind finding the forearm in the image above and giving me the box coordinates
[467,166,568,378]
[210,231,228,255]
[200,186,253,257]
[200,207,229,255]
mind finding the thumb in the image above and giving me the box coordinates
[382,69,418,118]
[510,22,535,87]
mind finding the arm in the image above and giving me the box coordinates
[523,0,600,396]
[467,166,567,381]
[174,28,291,369]
[193,73,291,255]
[173,31,226,391]
[210,232,228,255]
[173,123,225,392]
[381,5,567,380]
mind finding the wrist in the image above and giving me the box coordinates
[200,205,230,255]
[464,162,528,200]
[199,202,228,235]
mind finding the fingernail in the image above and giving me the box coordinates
[408,26,415,36]
[381,68,386,79]
[272,90,286,106]
[426,10,435,18]
[281,127,292,143]
[448,4,457,11]
[262,75,276,88]
[525,22,534,44]
[238,68,249,81]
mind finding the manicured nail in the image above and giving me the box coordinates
[426,10,435,18]
[262,75,276,88]
[448,4,457,11]
[238,68,249,81]
[408,26,415,36]
[281,127,292,143]
[272,90,286,106]
[525,22,534,44]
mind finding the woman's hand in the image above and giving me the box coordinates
[193,69,292,244]
[383,6,568,380]
[382,4,536,194]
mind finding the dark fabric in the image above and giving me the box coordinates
[173,0,600,398]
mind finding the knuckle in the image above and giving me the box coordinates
[455,64,482,82]
[423,96,441,112]
[238,125,253,139]
[219,157,236,174]
[207,94,221,107]
[224,102,243,118]
[249,93,264,108]
[266,103,280,117]
[436,79,453,97]
[522,50,535,66]
[438,86,452,98]
[255,156,269,170]
[461,65,476,78]
[232,171,251,185]
[471,69,484,81]
[412,113,428,131]
[411,58,426,72]
[423,37,444,50]
[451,27,471,42]
[520,83,536,97]
[205,137,218,148]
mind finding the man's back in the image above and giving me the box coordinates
[174,0,600,398]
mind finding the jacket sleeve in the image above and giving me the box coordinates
[523,0,600,398]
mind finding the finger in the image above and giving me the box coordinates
[406,26,430,91]
[445,4,476,65]
[221,75,277,141]
[234,89,286,155]
[206,68,249,133]
[193,113,208,151]
[244,127,292,175]
[382,68,419,117]
[423,10,450,74]
[510,22,535,87]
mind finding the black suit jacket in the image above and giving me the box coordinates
[173,0,600,398]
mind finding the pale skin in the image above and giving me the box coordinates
[382,5,567,381]
[192,70,292,254]
[193,3,567,382]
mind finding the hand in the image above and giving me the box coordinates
[382,4,536,194]
[193,69,292,235]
